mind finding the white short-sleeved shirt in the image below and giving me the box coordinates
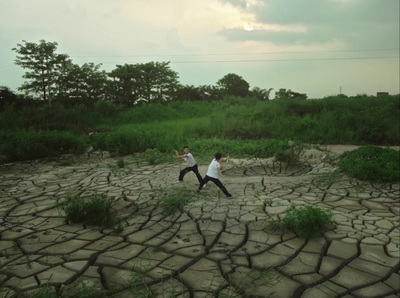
[183,153,196,167]
[206,158,220,178]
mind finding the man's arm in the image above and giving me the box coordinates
[219,155,230,170]
[175,150,186,161]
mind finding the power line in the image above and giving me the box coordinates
[96,56,398,64]
[70,48,399,58]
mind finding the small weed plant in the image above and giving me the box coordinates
[281,205,334,239]
[338,146,399,182]
[160,187,194,216]
[58,194,113,226]
[117,157,125,168]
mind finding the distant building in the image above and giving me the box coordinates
[377,92,389,97]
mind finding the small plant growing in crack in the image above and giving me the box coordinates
[58,194,114,227]
[126,258,155,297]
[280,205,335,239]
[117,157,126,168]
[159,187,196,217]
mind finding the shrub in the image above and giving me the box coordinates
[94,100,119,116]
[143,148,163,165]
[338,146,399,182]
[58,194,113,226]
[0,130,87,162]
[281,205,334,238]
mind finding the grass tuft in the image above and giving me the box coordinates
[58,194,113,226]
[280,205,335,239]
[160,187,194,216]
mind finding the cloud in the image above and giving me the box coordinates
[217,0,399,48]
[0,0,398,97]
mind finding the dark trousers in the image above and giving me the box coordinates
[179,164,203,184]
[198,175,232,197]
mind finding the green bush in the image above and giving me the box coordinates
[0,130,87,162]
[1,94,399,163]
[94,100,120,116]
[281,205,334,238]
[338,146,399,182]
[58,194,113,226]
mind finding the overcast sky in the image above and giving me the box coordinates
[0,0,399,98]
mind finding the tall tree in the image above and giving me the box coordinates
[251,87,273,100]
[138,61,179,103]
[108,64,144,106]
[108,61,179,105]
[217,73,250,97]
[56,62,107,106]
[13,40,70,106]
[274,88,308,100]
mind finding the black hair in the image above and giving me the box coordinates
[184,146,189,149]
[215,152,222,160]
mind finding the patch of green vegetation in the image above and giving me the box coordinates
[338,146,399,182]
[0,130,87,162]
[58,194,113,226]
[280,205,335,239]
[273,141,304,165]
[126,265,154,297]
[1,95,399,163]
[117,157,125,168]
[160,187,195,216]
[142,148,163,165]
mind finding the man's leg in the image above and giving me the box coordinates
[178,167,191,181]
[198,175,210,191]
[210,177,232,197]
[192,165,204,184]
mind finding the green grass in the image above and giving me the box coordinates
[1,94,399,163]
[117,157,125,168]
[0,130,87,163]
[159,187,195,216]
[338,146,399,182]
[280,205,335,239]
[58,194,113,226]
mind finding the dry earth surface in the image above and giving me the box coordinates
[0,145,399,297]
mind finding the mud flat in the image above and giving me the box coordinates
[0,146,399,297]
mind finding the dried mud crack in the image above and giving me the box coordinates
[0,149,399,297]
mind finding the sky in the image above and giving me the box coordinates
[0,0,399,99]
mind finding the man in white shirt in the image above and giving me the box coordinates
[175,146,203,184]
[197,152,232,198]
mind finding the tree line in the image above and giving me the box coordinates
[2,40,304,109]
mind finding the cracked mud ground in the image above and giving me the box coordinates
[0,147,399,297]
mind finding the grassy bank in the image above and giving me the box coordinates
[0,94,398,163]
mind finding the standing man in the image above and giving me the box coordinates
[198,152,232,198]
[175,146,203,184]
